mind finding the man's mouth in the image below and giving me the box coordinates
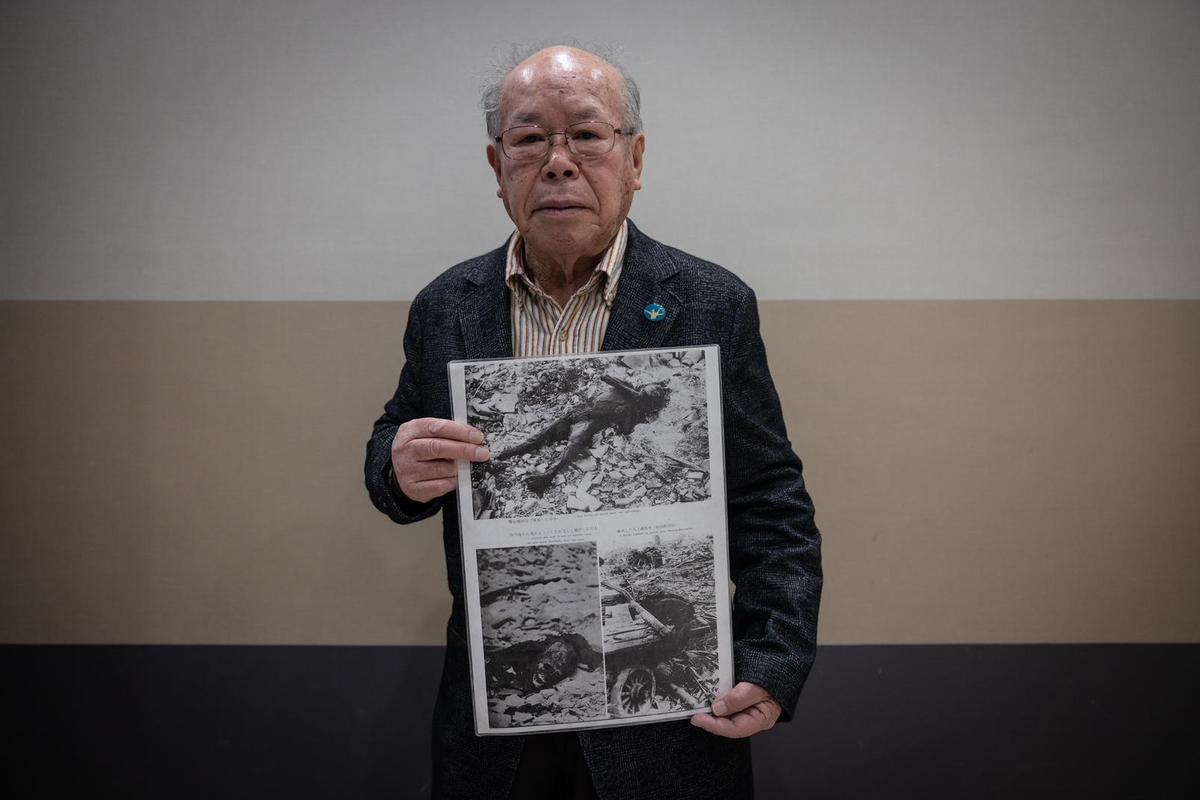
[535,202,588,215]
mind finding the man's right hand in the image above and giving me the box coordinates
[390,418,490,503]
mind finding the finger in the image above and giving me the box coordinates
[696,705,777,738]
[689,709,769,739]
[406,437,491,463]
[689,712,728,735]
[711,682,772,716]
[398,476,457,503]
[402,459,458,483]
[743,702,778,728]
[405,418,486,445]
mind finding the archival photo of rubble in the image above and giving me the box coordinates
[476,543,607,729]
[599,533,720,719]
[465,349,712,520]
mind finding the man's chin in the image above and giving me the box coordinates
[525,218,603,252]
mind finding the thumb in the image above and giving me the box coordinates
[711,682,772,716]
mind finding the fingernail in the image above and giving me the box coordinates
[471,431,485,444]
[712,700,727,717]
[476,447,491,460]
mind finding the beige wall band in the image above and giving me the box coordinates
[1,300,1197,645]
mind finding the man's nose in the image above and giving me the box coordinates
[541,135,578,180]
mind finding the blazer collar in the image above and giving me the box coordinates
[457,219,682,360]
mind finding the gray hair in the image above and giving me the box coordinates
[480,42,643,140]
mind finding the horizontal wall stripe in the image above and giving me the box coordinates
[1,300,1198,645]
[3,0,1199,300]
[5,644,1197,798]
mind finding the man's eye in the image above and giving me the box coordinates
[516,134,545,145]
[574,127,610,142]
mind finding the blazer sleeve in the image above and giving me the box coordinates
[722,287,823,721]
[364,297,446,525]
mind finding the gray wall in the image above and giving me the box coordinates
[4,0,1199,300]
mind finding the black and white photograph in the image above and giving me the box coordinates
[465,349,711,520]
[599,533,720,719]
[476,543,607,729]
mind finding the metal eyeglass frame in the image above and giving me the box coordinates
[494,121,634,161]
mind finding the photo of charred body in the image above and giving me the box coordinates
[466,350,711,519]
[599,534,720,719]
[476,543,607,729]
[496,376,669,493]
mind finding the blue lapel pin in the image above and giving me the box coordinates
[643,302,666,322]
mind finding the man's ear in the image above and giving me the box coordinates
[630,133,645,192]
[487,143,503,197]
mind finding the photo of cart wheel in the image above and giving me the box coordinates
[476,543,607,728]
[464,349,710,520]
[599,534,719,718]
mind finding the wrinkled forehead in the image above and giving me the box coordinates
[500,50,624,126]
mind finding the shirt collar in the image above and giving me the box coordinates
[505,219,628,309]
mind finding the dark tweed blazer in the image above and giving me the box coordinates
[365,219,822,800]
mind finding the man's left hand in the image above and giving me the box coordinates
[690,682,781,738]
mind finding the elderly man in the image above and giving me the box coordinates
[365,45,822,800]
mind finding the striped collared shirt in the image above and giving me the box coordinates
[506,220,628,357]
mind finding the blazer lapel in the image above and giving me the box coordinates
[602,219,682,353]
[459,246,514,360]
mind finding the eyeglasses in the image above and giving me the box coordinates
[495,121,632,161]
